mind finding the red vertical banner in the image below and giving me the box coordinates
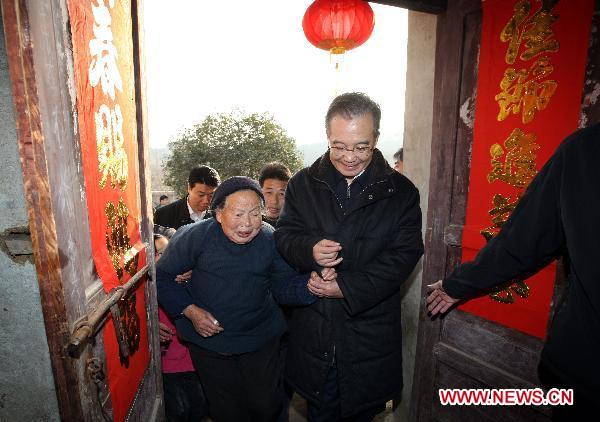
[66,0,149,420]
[460,0,594,339]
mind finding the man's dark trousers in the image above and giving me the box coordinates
[307,363,385,422]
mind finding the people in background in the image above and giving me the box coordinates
[426,124,600,420]
[259,162,292,227]
[154,234,208,422]
[393,147,403,173]
[158,194,171,208]
[275,92,424,421]
[157,176,328,422]
[258,162,294,421]
[154,165,220,230]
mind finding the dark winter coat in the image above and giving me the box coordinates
[274,149,424,416]
[154,197,193,230]
[156,219,315,354]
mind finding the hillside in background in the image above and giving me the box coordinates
[149,148,169,188]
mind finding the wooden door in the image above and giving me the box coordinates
[410,0,600,421]
[1,0,162,420]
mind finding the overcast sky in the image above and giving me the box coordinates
[143,1,407,148]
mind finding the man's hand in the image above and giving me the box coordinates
[321,267,337,281]
[183,304,224,338]
[308,271,344,298]
[158,322,173,344]
[175,270,193,283]
[313,239,343,267]
[426,280,460,316]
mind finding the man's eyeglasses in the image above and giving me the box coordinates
[329,144,373,157]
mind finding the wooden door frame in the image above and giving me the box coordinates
[1,1,86,419]
[410,1,600,421]
[1,0,161,420]
[130,0,164,417]
[369,0,447,14]
[408,1,483,419]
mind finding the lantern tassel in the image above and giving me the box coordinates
[330,47,345,97]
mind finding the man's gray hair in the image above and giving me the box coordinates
[325,92,381,137]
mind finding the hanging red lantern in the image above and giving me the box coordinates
[302,0,375,55]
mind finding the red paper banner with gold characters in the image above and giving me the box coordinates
[67,0,149,420]
[460,0,594,339]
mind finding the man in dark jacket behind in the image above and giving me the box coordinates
[259,162,292,227]
[427,124,600,420]
[275,92,424,421]
[154,165,220,230]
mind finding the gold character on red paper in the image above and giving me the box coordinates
[500,0,559,65]
[116,293,141,362]
[488,128,539,188]
[105,198,141,362]
[489,280,531,304]
[484,0,560,305]
[105,198,138,280]
[96,104,128,190]
[480,193,521,242]
[495,57,558,124]
[481,193,531,303]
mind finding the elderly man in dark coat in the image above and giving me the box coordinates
[275,92,424,421]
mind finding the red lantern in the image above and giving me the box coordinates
[302,0,375,55]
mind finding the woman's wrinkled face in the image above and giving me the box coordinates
[215,190,263,244]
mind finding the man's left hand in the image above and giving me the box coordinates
[308,271,344,298]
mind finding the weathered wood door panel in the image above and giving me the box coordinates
[411,0,600,421]
[1,0,162,420]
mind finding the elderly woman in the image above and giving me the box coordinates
[156,176,322,422]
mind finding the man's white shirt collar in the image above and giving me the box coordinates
[187,198,206,222]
